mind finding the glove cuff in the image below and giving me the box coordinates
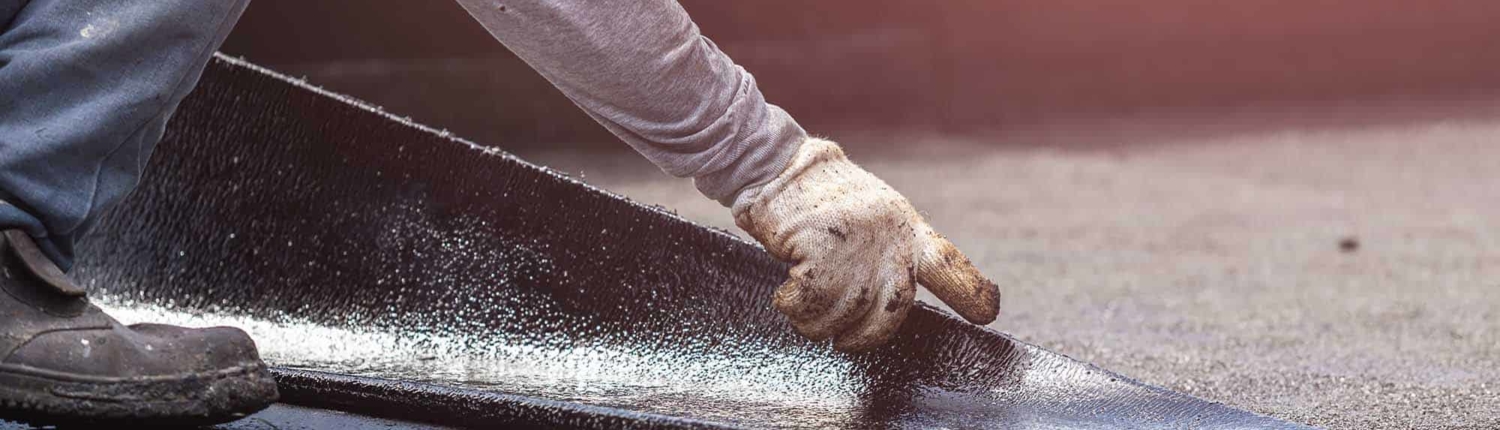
[730,137,845,222]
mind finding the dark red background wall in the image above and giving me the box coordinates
[221,1,1500,147]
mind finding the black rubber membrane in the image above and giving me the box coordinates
[2,56,1311,429]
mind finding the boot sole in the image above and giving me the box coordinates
[0,361,278,427]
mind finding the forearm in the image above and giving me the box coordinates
[455,0,806,205]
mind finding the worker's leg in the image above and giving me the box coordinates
[0,0,247,270]
[0,1,277,425]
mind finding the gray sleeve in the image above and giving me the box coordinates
[454,0,807,206]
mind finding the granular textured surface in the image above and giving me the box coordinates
[53,56,1301,429]
[526,96,1500,430]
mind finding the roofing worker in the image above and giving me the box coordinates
[0,0,1000,425]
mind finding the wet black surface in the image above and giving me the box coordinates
[265,368,726,429]
[55,55,1310,428]
[215,403,454,430]
[0,403,445,430]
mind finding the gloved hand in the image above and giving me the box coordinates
[732,138,1000,352]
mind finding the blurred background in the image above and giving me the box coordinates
[223,0,1500,148]
[219,2,1500,429]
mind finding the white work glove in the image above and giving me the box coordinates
[732,138,1000,352]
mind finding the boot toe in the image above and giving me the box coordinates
[6,322,266,378]
[125,323,266,373]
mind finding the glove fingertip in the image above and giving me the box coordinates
[917,233,1002,325]
[956,277,1001,324]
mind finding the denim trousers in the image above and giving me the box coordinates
[0,0,248,269]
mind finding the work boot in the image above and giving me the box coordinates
[0,229,277,426]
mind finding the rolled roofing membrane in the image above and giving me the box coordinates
[28,55,1312,429]
[94,296,863,427]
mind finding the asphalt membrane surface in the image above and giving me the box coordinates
[522,95,1500,430]
[5,57,1303,429]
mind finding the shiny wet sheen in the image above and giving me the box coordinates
[66,55,1305,429]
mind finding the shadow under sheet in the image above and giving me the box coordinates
[52,55,1308,429]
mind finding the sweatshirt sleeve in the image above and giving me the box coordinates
[454,0,807,206]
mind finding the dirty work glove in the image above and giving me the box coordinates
[732,138,1000,352]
